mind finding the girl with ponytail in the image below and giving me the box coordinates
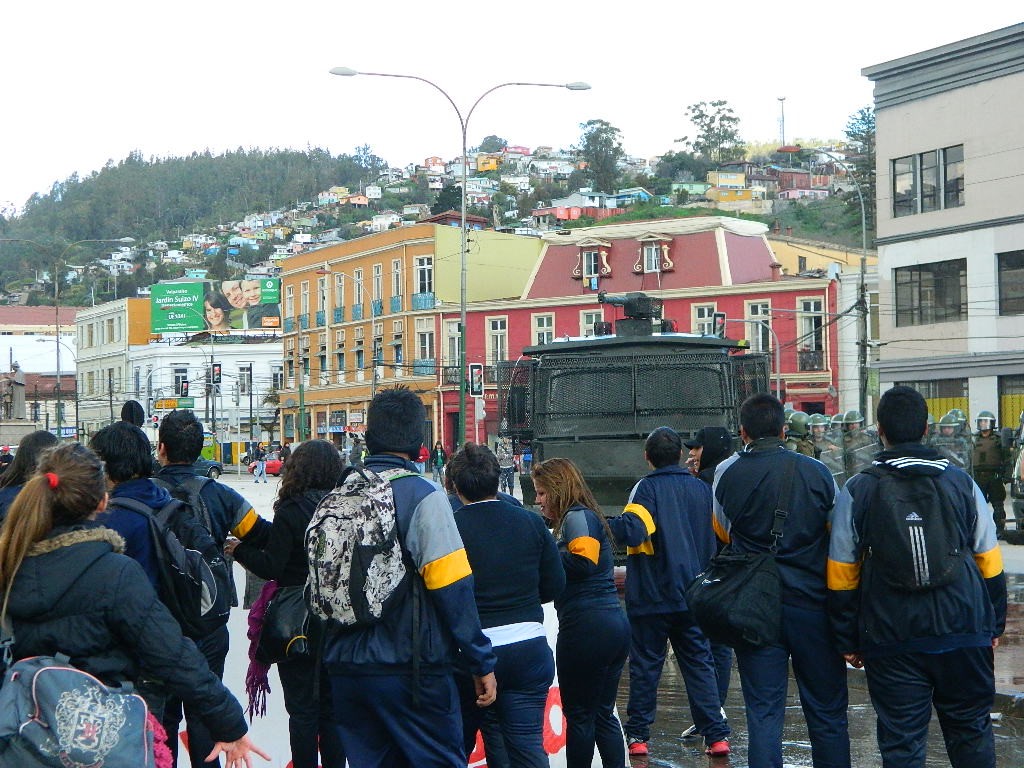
[0,443,268,768]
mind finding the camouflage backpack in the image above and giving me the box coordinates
[305,466,417,627]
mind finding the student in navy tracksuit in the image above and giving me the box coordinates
[322,388,497,768]
[531,457,629,768]
[450,443,565,768]
[828,386,1006,768]
[713,394,851,768]
[606,426,730,758]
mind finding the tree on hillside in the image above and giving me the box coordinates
[477,135,508,153]
[431,184,462,214]
[844,106,877,242]
[678,100,746,165]
[656,150,711,182]
[576,119,624,194]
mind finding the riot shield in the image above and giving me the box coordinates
[819,435,847,487]
[843,429,879,477]
[933,436,971,473]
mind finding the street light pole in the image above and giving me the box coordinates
[777,145,870,416]
[330,68,590,446]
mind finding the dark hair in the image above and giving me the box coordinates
[0,430,59,490]
[645,426,682,469]
[90,422,154,482]
[276,439,344,505]
[120,400,146,427]
[158,410,205,464]
[877,386,927,445]
[364,386,424,458]
[0,444,107,598]
[205,290,232,312]
[740,393,785,440]
[447,443,499,502]
[531,457,613,543]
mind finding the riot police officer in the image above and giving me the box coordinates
[841,409,876,476]
[784,411,816,457]
[933,413,971,472]
[972,410,1008,537]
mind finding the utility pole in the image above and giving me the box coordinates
[108,369,114,424]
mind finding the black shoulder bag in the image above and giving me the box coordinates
[685,452,797,649]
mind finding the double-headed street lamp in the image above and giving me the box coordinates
[330,67,590,445]
[0,236,135,439]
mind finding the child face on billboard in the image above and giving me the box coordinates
[241,280,263,306]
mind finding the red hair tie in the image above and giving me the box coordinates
[45,472,59,489]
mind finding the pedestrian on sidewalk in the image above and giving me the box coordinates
[606,426,730,758]
[253,444,268,483]
[829,386,1006,768]
[714,393,851,768]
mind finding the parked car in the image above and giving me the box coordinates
[248,451,283,476]
[192,457,223,480]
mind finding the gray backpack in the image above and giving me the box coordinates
[0,620,153,767]
[305,466,417,626]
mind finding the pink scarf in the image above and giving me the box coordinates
[244,579,279,719]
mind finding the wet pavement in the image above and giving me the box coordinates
[621,571,1024,768]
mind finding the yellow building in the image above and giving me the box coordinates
[278,224,542,449]
[707,171,746,189]
[706,187,754,202]
[767,235,877,277]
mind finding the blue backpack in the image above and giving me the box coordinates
[0,621,154,767]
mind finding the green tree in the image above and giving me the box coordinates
[477,135,507,153]
[656,150,711,183]
[576,119,624,194]
[679,100,746,165]
[843,106,877,242]
[431,184,462,215]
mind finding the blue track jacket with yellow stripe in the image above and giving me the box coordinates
[323,455,496,677]
[827,443,1007,659]
[607,464,716,616]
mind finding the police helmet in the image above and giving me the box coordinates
[976,410,997,431]
[830,413,844,428]
[808,413,829,427]
[938,412,958,434]
[842,410,865,427]
[948,408,967,425]
[787,411,809,437]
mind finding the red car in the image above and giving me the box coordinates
[247,451,283,476]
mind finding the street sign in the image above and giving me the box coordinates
[153,397,195,409]
[178,397,195,408]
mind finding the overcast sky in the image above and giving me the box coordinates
[2,2,1019,216]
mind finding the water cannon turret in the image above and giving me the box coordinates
[597,291,667,337]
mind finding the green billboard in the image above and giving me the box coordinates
[149,278,281,333]
[151,283,205,332]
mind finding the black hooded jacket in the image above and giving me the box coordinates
[3,523,247,743]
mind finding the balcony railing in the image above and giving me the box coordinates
[411,292,435,310]
[298,313,309,330]
[315,310,325,326]
[371,299,384,317]
[333,307,345,323]
[283,317,295,333]
[413,359,437,376]
[352,305,364,321]
[797,349,825,372]
[390,295,403,313]
[442,365,461,385]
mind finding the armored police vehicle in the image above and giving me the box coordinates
[496,291,770,512]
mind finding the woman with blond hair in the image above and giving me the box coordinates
[530,458,629,768]
[0,443,268,768]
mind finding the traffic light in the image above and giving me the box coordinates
[151,415,159,427]
[712,311,727,337]
[211,362,222,384]
[180,379,189,397]
[468,363,484,397]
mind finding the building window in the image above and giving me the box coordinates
[998,250,1024,315]
[580,310,603,337]
[318,277,328,311]
[693,304,716,335]
[746,302,771,353]
[446,320,460,365]
[582,251,599,278]
[895,259,967,326]
[391,259,403,296]
[533,313,554,345]
[285,285,294,318]
[416,317,434,360]
[173,367,188,395]
[372,264,383,302]
[487,317,507,364]
[891,144,965,218]
[415,257,433,295]
[353,269,364,305]
[272,365,284,390]
[334,274,345,308]
[798,298,825,372]
[300,281,309,316]
[643,244,660,273]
